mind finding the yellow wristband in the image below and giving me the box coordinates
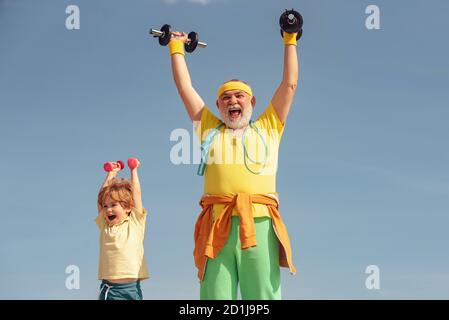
[168,39,185,56]
[283,32,297,46]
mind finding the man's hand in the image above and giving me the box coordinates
[171,31,188,43]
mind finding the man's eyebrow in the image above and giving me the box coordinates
[222,90,244,97]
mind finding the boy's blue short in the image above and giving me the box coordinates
[99,280,143,300]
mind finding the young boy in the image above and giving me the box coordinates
[96,158,149,300]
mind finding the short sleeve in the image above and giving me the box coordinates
[255,103,285,141]
[95,210,105,229]
[195,106,222,143]
[129,207,147,225]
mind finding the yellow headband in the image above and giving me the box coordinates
[217,81,253,99]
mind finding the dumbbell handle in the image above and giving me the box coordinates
[149,29,207,48]
[287,13,296,23]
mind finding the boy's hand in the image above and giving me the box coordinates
[110,166,121,173]
[103,160,124,173]
[108,161,123,174]
[100,160,122,191]
[128,158,140,170]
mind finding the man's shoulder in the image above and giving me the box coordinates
[255,102,281,124]
[254,102,285,137]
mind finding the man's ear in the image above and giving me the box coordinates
[216,99,219,109]
[251,96,256,108]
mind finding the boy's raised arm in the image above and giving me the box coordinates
[130,162,143,214]
[97,167,120,212]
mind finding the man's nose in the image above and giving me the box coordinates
[229,95,237,104]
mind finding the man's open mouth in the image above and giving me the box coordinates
[107,215,117,221]
[229,108,241,119]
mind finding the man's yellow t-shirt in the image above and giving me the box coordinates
[95,208,149,280]
[197,103,284,220]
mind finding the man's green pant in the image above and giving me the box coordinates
[200,216,281,300]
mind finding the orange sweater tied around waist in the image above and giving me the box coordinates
[194,193,296,281]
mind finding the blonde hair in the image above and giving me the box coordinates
[98,178,134,210]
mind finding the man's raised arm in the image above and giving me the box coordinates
[271,32,299,124]
[169,32,205,122]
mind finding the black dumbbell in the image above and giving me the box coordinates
[151,24,172,46]
[185,31,200,53]
[149,24,207,52]
[279,9,303,40]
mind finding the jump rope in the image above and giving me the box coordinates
[197,120,269,176]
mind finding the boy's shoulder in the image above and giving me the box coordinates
[131,207,147,216]
[129,207,147,224]
[95,210,105,228]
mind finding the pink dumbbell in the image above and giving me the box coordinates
[127,157,140,170]
[103,160,125,172]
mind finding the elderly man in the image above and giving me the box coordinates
[167,22,299,300]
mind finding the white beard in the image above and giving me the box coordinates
[219,103,253,130]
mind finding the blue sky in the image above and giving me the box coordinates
[0,0,448,299]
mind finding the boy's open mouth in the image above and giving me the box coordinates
[107,215,117,221]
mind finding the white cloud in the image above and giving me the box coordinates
[162,0,214,5]
[188,0,212,5]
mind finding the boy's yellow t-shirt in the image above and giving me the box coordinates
[95,208,149,280]
[197,103,284,220]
